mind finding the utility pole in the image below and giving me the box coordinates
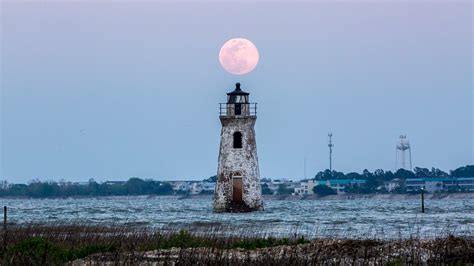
[3,206,6,252]
[328,133,334,171]
[421,187,425,213]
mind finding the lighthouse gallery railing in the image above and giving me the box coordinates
[219,103,257,117]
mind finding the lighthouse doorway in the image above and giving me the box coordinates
[232,174,243,203]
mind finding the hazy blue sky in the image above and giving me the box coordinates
[1,1,472,183]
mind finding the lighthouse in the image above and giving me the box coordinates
[214,83,263,212]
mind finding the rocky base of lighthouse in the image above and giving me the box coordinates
[213,170,264,213]
[214,199,264,213]
[214,201,259,213]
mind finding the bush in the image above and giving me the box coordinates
[313,185,337,196]
[4,237,117,265]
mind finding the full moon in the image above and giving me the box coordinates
[219,38,259,75]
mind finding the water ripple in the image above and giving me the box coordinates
[2,196,473,238]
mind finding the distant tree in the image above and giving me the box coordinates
[345,172,362,180]
[28,178,41,185]
[362,169,377,190]
[414,167,431,177]
[12,184,28,196]
[314,170,331,180]
[126,178,149,195]
[277,184,293,195]
[413,167,448,178]
[332,170,346,179]
[371,169,395,189]
[430,168,448,177]
[103,182,126,196]
[58,179,67,187]
[261,183,273,195]
[362,169,372,178]
[314,169,345,180]
[27,182,59,198]
[203,175,217,182]
[394,169,415,179]
[374,169,385,177]
[384,171,395,181]
[88,181,100,196]
[450,165,474,177]
[155,182,173,195]
[313,185,336,197]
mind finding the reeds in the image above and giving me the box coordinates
[1,224,473,265]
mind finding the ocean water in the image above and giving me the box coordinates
[1,196,473,239]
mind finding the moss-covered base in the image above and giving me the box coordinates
[213,201,263,213]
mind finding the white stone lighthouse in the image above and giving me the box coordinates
[214,83,263,212]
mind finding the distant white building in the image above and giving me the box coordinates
[294,180,315,195]
[74,181,94,186]
[168,181,218,194]
[266,178,294,193]
[405,177,474,193]
[0,180,9,189]
[315,179,366,195]
[189,181,216,194]
[201,182,216,193]
[170,181,192,193]
[384,178,401,192]
[190,182,202,194]
[285,181,298,190]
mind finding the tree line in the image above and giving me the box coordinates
[268,165,474,196]
[0,178,173,198]
[313,165,473,193]
[0,165,472,198]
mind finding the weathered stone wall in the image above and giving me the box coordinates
[214,116,263,212]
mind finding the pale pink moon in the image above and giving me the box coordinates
[219,38,259,75]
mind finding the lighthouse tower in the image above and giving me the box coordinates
[214,83,263,212]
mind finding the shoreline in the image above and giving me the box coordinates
[180,192,474,201]
[264,192,474,200]
[1,192,473,200]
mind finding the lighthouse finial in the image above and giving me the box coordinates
[235,83,241,90]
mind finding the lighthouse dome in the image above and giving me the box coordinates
[227,83,249,104]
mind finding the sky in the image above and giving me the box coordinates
[1,1,472,183]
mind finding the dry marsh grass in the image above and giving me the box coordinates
[0,224,472,265]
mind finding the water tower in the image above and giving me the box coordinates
[395,135,412,170]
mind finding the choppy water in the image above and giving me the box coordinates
[1,196,473,239]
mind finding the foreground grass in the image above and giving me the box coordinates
[0,225,473,265]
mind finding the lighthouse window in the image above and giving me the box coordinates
[235,103,242,115]
[233,132,242,148]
